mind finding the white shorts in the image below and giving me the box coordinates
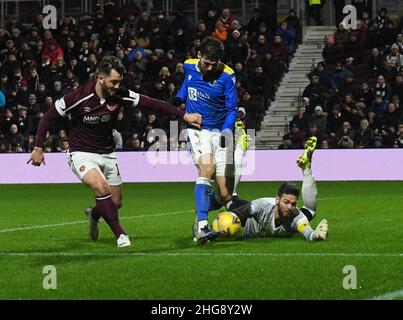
[67,151,122,186]
[186,128,234,177]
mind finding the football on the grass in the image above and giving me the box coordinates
[211,211,241,238]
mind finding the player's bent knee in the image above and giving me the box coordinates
[92,181,110,197]
[199,165,216,179]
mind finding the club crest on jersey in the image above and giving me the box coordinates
[101,114,111,122]
[79,165,85,172]
[106,103,118,111]
[83,106,91,113]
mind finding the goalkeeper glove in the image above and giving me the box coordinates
[311,219,328,240]
[235,121,250,152]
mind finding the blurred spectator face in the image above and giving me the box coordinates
[118,27,125,35]
[168,83,175,92]
[298,106,306,115]
[371,48,379,57]
[12,28,21,38]
[89,54,97,63]
[61,140,69,150]
[117,111,124,120]
[342,122,350,131]
[1,74,7,83]
[148,114,157,123]
[54,82,62,91]
[132,138,141,149]
[257,35,266,44]
[231,20,240,30]
[6,40,14,49]
[67,40,75,49]
[375,95,383,104]
[19,108,27,117]
[208,10,216,18]
[8,54,16,62]
[335,62,343,71]
[345,95,352,103]
[332,106,341,115]
[135,51,143,60]
[281,22,288,29]
[321,140,329,149]
[259,23,267,34]
[129,39,137,48]
[361,82,369,91]
[388,103,396,112]
[360,119,369,130]
[45,97,53,105]
[346,76,353,83]
[82,41,89,50]
[5,109,13,118]
[235,63,243,72]
[29,95,36,104]
[368,111,375,119]
[255,66,263,74]
[38,84,46,92]
[43,30,52,40]
[0,28,5,37]
[291,125,299,133]
[385,59,394,69]
[198,22,206,32]
[175,63,184,73]
[116,49,125,59]
[274,35,281,44]
[193,38,201,47]
[222,8,230,18]
[10,124,18,134]
[399,124,403,134]
[250,50,257,58]
[242,92,250,101]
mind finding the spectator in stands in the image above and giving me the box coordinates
[225,29,249,66]
[330,61,352,92]
[290,105,310,133]
[310,105,327,135]
[302,75,328,112]
[373,75,392,100]
[339,74,360,99]
[0,90,5,111]
[343,33,363,65]
[5,123,24,150]
[246,8,264,38]
[269,34,287,66]
[248,65,273,107]
[0,109,15,135]
[370,94,389,120]
[355,118,373,148]
[285,9,302,44]
[334,23,349,51]
[322,36,345,65]
[212,20,228,43]
[356,82,375,107]
[338,134,354,148]
[276,21,297,56]
[326,104,343,147]
[288,123,305,148]
[42,39,64,65]
[391,75,403,101]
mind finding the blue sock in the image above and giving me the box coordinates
[195,177,212,221]
[209,191,223,211]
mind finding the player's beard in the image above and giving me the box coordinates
[102,84,117,98]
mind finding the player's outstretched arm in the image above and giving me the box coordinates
[27,107,62,167]
[118,90,202,128]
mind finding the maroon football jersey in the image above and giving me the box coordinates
[54,82,139,154]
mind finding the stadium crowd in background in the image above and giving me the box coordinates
[283,7,403,149]
[0,3,299,153]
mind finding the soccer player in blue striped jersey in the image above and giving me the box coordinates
[175,37,238,244]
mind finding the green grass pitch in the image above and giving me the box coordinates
[0,181,403,300]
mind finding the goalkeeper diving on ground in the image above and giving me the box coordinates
[207,136,329,242]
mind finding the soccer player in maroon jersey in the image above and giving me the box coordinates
[27,56,202,247]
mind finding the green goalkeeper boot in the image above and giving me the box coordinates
[297,136,317,170]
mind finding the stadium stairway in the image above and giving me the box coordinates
[255,26,336,149]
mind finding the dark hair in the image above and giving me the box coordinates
[199,37,225,62]
[97,55,126,77]
[277,182,300,198]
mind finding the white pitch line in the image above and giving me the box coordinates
[370,289,403,300]
[0,210,194,233]
[0,252,403,257]
[0,194,398,234]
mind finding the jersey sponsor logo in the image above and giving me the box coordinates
[83,115,100,123]
[188,87,211,101]
[101,114,111,122]
[188,87,198,101]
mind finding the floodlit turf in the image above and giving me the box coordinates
[0,181,403,300]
